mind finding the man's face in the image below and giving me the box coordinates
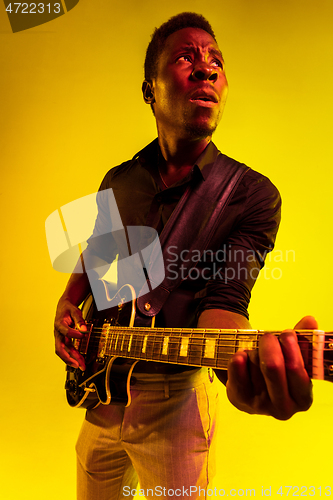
[145,27,228,140]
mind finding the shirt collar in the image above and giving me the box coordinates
[194,141,220,180]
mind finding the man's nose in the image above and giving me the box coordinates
[191,64,218,82]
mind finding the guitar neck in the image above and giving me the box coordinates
[79,325,333,382]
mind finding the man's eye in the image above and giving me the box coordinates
[212,59,224,69]
[178,55,192,63]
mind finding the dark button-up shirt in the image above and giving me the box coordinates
[87,139,281,328]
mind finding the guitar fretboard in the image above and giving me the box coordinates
[77,325,328,377]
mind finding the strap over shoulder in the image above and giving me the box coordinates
[137,152,250,317]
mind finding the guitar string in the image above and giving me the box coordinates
[78,326,333,340]
[77,327,332,337]
[75,328,332,356]
[75,345,327,360]
[77,340,332,350]
[76,336,332,347]
[76,338,333,353]
[76,333,332,346]
[75,337,329,369]
[82,326,332,333]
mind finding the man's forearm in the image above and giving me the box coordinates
[60,271,91,307]
[197,309,251,329]
[59,247,112,307]
[197,309,252,385]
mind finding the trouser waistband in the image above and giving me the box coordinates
[130,367,214,398]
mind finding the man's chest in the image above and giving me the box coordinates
[110,167,188,232]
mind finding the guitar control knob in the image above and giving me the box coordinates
[66,365,76,372]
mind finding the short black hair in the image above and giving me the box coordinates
[144,12,217,81]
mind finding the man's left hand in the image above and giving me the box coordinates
[226,316,318,420]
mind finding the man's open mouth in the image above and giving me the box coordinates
[189,90,218,103]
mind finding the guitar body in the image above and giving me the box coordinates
[65,357,139,409]
[65,284,148,410]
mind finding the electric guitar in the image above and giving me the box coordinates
[65,284,333,410]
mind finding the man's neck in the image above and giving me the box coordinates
[158,133,211,168]
[157,133,211,187]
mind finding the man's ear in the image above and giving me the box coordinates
[142,80,155,104]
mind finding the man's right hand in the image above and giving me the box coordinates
[54,298,87,370]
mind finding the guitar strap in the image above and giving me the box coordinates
[136,150,250,319]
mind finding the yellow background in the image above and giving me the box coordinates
[1,0,333,498]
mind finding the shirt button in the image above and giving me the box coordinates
[156,195,162,203]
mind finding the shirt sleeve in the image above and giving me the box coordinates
[86,171,119,265]
[196,172,281,320]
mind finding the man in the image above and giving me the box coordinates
[54,12,316,500]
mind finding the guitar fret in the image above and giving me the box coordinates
[123,331,130,353]
[236,333,258,351]
[179,336,189,357]
[145,334,154,359]
[130,331,140,358]
[162,336,169,356]
[129,328,142,359]
[112,329,119,355]
[142,335,148,354]
[204,337,216,358]
[153,334,163,362]
[120,333,125,352]
[114,333,119,352]
[167,331,181,363]
[215,334,237,367]
[134,330,145,359]
[128,334,133,352]
[187,333,204,366]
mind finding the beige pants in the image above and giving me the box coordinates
[76,368,219,500]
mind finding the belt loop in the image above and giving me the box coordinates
[164,380,170,399]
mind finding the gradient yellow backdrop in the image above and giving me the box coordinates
[1,1,333,499]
